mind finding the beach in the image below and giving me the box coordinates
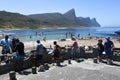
[0,38,119,54]
[24,38,120,50]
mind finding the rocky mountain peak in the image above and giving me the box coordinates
[64,8,76,17]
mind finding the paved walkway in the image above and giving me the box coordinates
[0,59,120,80]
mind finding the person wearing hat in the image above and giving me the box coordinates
[104,37,114,61]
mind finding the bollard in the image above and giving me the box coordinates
[56,60,61,66]
[44,63,49,70]
[68,59,71,64]
[93,58,98,63]
[38,65,45,72]
[107,59,112,65]
[32,67,37,74]
[9,71,17,80]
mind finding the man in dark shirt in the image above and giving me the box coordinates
[15,39,24,55]
[104,37,114,61]
[97,39,104,62]
[53,41,61,66]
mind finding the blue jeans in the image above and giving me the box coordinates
[71,49,77,55]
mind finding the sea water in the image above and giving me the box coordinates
[0,27,120,42]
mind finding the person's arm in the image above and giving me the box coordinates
[104,42,106,50]
[14,44,18,52]
[111,41,114,48]
[111,41,114,51]
[0,40,4,47]
[97,43,100,50]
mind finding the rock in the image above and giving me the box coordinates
[93,58,98,63]
[38,65,45,72]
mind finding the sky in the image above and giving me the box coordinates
[0,0,120,27]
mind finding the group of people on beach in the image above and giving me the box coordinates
[0,35,62,73]
[0,34,115,73]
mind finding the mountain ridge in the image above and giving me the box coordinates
[0,9,101,29]
[29,9,101,27]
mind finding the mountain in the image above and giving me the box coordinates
[78,17,101,27]
[0,9,101,29]
[29,9,101,27]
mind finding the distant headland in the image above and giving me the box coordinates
[0,9,100,29]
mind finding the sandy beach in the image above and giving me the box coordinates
[24,38,120,50]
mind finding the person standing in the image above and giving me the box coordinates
[104,37,114,62]
[35,40,44,67]
[53,41,61,66]
[71,40,78,59]
[0,35,12,54]
[14,39,25,73]
[97,39,104,62]
[0,35,12,61]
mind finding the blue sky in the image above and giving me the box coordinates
[0,0,120,26]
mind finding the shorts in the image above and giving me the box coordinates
[71,49,77,55]
[105,49,112,56]
[36,55,43,60]
[16,54,24,60]
[98,50,103,57]
[53,53,60,59]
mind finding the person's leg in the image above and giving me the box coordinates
[72,50,76,60]
[39,55,43,65]
[56,57,61,66]
[105,50,109,61]
[1,50,6,61]
[52,56,56,66]
[98,50,102,62]
[70,50,73,59]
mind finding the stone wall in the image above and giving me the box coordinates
[0,47,120,75]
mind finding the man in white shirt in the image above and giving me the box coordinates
[35,40,43,67]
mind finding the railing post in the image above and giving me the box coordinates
[9,71,17,80]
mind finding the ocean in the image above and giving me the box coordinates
[0,27,120,42]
